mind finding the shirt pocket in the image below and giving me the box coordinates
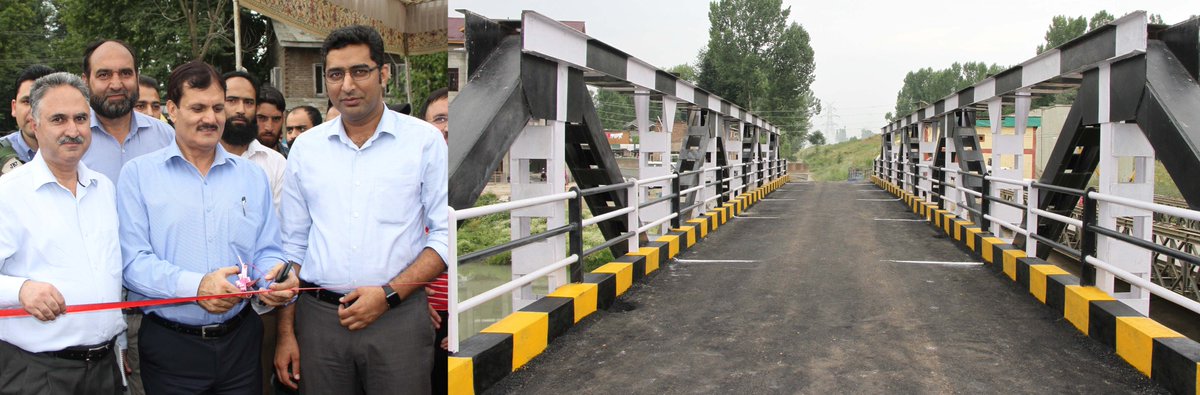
[228,203,263,264]
[373,174,420,225]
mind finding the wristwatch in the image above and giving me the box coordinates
[381,285,402,308]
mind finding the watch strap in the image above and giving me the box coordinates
[382,285,402,308]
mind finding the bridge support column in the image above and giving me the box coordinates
[940,115,964,214]
[1095,65,1154,314]
[987,93,1028,240]
[638,91,671,236]
[918,120,935,203]
[509,64,570,309]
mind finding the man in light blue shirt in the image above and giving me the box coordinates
[118,61,299,394]
[79,40,175,185]
[275,25,448,394]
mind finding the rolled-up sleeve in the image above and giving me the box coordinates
[422,135,449,265]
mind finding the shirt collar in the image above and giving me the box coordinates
[26,152,101,191]
[244,139,271,158]
[9,132,35,160]
[326,107,399,147]
[161,139,238,169]
[90,110,149,139]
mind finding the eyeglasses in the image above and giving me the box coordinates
[325,65,382,83]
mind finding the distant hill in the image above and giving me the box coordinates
[795,135,882,181]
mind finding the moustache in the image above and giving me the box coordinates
[58,135,84,145]
[230,115,250,124]
[197,123,220,132]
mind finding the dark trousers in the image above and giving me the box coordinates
[432,310,448,395]
[0,338,121,395]
[295,290,434,395]
[139,310,262,395]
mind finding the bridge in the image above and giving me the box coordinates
[447,10,1200,395]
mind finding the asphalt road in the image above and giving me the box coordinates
[487,181,1166,394]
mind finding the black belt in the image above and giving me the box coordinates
[301,280,347,306]
[146,306,251,339]
[44,336,116,362]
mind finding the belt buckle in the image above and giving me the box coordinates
[200,324,221,339]
[83,344,106,362]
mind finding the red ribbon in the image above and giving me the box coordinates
[0,283,435,319]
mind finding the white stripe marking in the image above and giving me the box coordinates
[675,259,761,264]
[881,260,982,266]
[857,189,888,192]
[873,218,925,222]
[761,198,795,201]
[857,198,901,201]
[735,216,779,219]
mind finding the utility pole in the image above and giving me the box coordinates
[823,104,839,143]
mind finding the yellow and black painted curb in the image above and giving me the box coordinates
[870,176,1200,395]
[449,175,791,394]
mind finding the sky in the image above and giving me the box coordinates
[448,0,1197,138]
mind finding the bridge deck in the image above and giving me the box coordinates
[488,181,1164,394]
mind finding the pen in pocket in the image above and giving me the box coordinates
[241,196,247,216]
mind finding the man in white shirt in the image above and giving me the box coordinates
[0,72,125,394]
[218,71,286,208]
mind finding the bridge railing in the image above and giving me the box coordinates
[874,157,1200,315]
[448,159,788,352]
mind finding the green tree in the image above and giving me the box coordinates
[53,1,276,85]
[593,89,634,130]
[697,0,818,152]
[1036,15,1087,54]
[398,51,449,115]
[1088,10,1115,31]
[0,0,56,131]
[665,63,697,82]
[891,61,1005,118]
[808,131,825,146]
[1033,11,1119,106]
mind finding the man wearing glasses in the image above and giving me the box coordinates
[276,25,447,394]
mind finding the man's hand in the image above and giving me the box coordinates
[196,266,245,314]
[274,331,301,389]
[337,286,388,331]
[18,280,66,321]
[258,263,299,306]
[427,303,442,330]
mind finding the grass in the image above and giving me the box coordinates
[795,135,882,181]
[457,193,615,272]
[792,135,1185,199]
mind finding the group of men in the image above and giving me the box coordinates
[0,25,448,395]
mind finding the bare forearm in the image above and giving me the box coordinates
[277,304,296,336]
[387,247,446,299]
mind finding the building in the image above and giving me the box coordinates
[271,20,409,113]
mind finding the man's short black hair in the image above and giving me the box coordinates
[83,39,138,76]
[419,87,449,119]
[257,85,285,112]
[167,61,224,105]
[321,25,387,68]
[290,105,323,127]
[138,75,159,90]
[14,64,55,95]
[222,70,260,98]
